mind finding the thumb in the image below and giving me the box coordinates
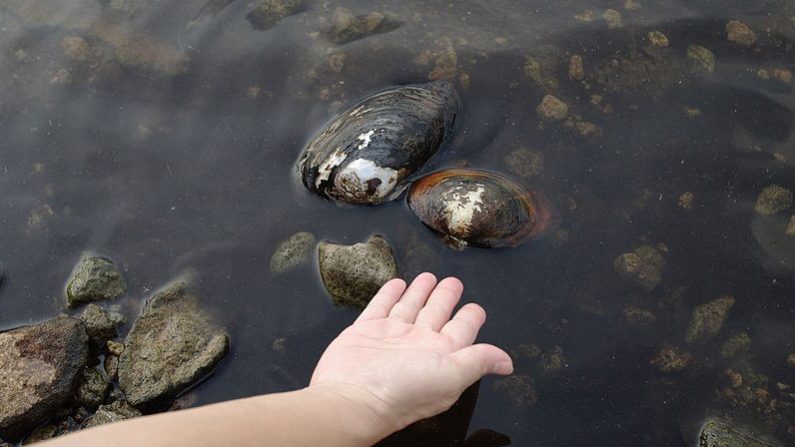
[446,343,514,387]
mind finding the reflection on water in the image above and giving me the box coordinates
[1,0,794,445]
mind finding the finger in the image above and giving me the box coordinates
[446,343,514,387]
[355,278,407,323]
[387,272,437,323]
[414,277,464,331]
[440,303,487,350]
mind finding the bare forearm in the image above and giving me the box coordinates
[42,386,392,447]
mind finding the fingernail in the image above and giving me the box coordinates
[495,360,514,375]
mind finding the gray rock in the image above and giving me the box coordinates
[75,367,110,408]
[104,354,119,381]
[79,304,117,347]
[614,245,665,292]
[318,235,398,309]
[0,316,89,440]
[106,340,124,357]
[82,400,141,429]
[270,231,316,274]
[66,255,126,307]
[118,280,229,408]
[698,418,782,446]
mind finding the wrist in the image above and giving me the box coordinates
[303,383,400,444]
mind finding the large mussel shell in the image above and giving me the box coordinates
[407,169,553,248]
[298,81,459,205]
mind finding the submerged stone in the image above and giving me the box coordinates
[318,235,397,309]
[698,418,782,447]
[685,295,735,345]
[66,255,126,307]
[118,280,229,408]
[492,375,537,408]
[726,20,756,47]
[787,215,795,236]
[687,45,716,73]
[246,0,305,30]
[614,245,665,292]
[82,400,141,429]
[327,7,402,45]
[647,30,669,47]
[650,345,691,372]
[270,231,316,274]
[536,95,569,120]
[754,185,793,216]
[0,316,89,440]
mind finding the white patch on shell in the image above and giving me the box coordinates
[356,130,376,149]
[442,184,486,237]
[334,158,397,200]
[315,149,347,189]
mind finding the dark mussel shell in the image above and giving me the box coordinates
[298,81,459,205]
[407,169,553,248]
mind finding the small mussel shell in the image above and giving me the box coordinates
[298,81,459,205]
[407,169,553,248]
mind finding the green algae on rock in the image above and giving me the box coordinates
[318,235,397,309]
[685,295,735,345]
[755,185,794,216]
[118,279,229,408]
[687,45,716,73]
[66,255,126,308]
[270,231,316,274]
[0,316,89,441]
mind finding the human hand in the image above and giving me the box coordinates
[309,273,513,438]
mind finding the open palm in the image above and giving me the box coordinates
[310,273,513,432]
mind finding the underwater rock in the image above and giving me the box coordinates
[720,332,752,360]
[270,231,316,274]
[787,215,795,236]
[66,255,126,308]
[504,148,543,179]
[524,57,559,91]
[687,45,716,73]
[118,279,229,408]
[317,235,397,309]
[679,191,695,209]
[82,400,141,429]
[75,367,110,408]
[650,345,691,372]
[623,306,656,325]
[613,245,665,292]
[408,169,553,249]
[104,354,119,381]
[79,304,118,348]
[685,295,735,345]
[726,20,756,47]
[698,418,782,447]
[492,375,537,408]
[602,9,622,29]
[568,55,584,81]
[245,0,305,31]
[754,185,793,216]
[61,36,90,61]
[0,316,88,440]
[327,7,402,45]
[539,346,566,374]
[298,81,459,205]
[647,30,669,47]
[536,95,569,120]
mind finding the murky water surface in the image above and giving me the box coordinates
[1,0,795,445]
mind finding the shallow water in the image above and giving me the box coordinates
[1,0,795,445]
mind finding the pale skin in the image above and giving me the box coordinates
[43,272,514,447]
